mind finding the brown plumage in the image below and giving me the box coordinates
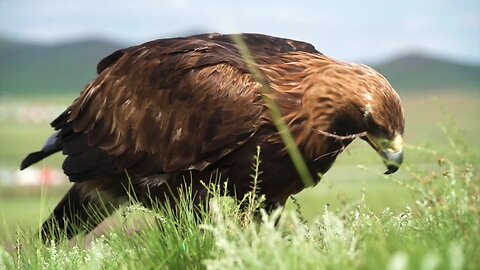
[21,33,405,240]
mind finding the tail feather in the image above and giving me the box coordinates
[20,132,62,170]
[20,151,53,170]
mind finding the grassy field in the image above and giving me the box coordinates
[0,140,478,269]
[0,91,479,269]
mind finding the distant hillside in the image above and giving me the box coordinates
[374,53,480,92]
[0,38,123,97]
[1,37,479,97]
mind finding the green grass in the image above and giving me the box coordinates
[0,139,478,269]
[0,187,69,240]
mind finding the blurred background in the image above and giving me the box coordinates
[0,0,479,239]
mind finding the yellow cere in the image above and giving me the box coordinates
[390,134,403,152]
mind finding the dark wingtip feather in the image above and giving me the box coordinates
[21,132,63,170]
[20,151,47,170]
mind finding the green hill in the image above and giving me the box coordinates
[1,37,479,97]
[0,38,123,97]
[374,53,480,92]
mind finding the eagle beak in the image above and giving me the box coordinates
[364,134,403,174]
[382,149,403,174]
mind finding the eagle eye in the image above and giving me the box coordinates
[366,116,386,136]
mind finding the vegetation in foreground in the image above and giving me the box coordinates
[0,134,478,270]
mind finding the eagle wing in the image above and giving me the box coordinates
[97,33,321,74]
[53,34,320,178]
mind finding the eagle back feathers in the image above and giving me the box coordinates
[56,34,323,178]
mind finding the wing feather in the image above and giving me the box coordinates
[54,33,321,178]
[68,42,263,174]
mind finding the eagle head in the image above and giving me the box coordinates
[352,64,404,174]
[303,57,405,174]
[358,76,405,174]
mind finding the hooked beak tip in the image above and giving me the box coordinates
[383,150,403,174]
[384,164,399,174]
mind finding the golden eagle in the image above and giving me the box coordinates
[21,33,404,240]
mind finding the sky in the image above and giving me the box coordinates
[1,0,479,64]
